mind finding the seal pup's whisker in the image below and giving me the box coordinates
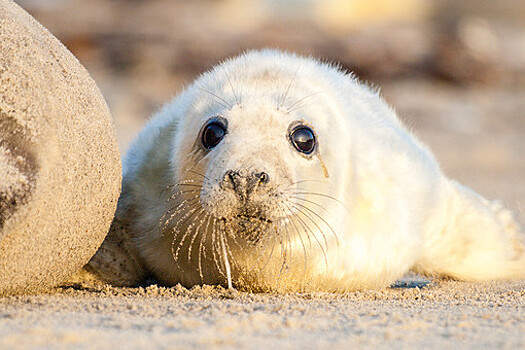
[166,199,202,241]
[170,189,201,197]
[224,221,250,256]
[162,194,200,220]
[187,147,205,164]
[288,202,329,270]
[197,213,213,283]
[168,178,202,187]
[225,72,241,106]
[285,179,326,188]
[283,207,313,254]
[184,169,210,181]
[217,219,233,288]
[288,195,341,247]
[272,179,325,197]
[287,101,321,114]
[223,223,251,286]
[293,211,329,272]
[280,203,309,274]
[167,182,201,195]
[210,218,228,281]
[291,191,349,210]
[165,194,200,211]
[289,195,331,215]
[168,181,203,195]
[279,244,289,276]
[160,196,200,234]
[173,183,203,188]
[171,206,205,265]
[276,211,294,277]
[277,211,292,276]
[221,233,233,289]
[187,210,208,266]
[285,90,324,113]
[197,86,233,110]
[167,191,201,204]
[278,65,301,109]
[258,224,279,273]
[289,201,333,251]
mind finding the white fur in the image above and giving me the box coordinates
[90,50,525,292]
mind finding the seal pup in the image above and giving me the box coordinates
[88,50,525,292]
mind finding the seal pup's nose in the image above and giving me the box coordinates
[221,170,270,200]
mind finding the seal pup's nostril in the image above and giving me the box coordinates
[254,172,270,185]
[222,170,240,190]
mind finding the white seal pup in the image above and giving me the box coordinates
[88,50,525,292]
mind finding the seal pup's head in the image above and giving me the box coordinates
[153,50,391,291]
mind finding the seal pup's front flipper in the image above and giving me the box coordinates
[85,210,148,286]
[414,180,525,281]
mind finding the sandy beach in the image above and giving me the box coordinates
[2,0,525,348]
[1,278,524,349]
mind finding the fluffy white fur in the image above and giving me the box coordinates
[88,50,525,292]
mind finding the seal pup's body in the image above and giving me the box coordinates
[88,50,525,292]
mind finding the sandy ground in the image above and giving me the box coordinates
[0,279,524,349]
[2,1,525,349]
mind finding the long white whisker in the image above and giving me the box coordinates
[279,65,300,108]
[184,169,210,181]
[292,200,340,248]
[280,203,308,273]
[198,213,213,283]
[172,206,204,264]
[211,218,226,279]
[219,220,233,289]
[198,86,233,110]
[285,90,324,112]
[225,72,241,106]
[288,202,329,271]
[187,209,208,265]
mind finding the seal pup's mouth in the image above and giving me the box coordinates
[234,213,272,223]
[214,208,279,290]
[218,210,274,245]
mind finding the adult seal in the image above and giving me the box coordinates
[88,50,525,292]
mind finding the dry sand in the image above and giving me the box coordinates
[0,278,524,349]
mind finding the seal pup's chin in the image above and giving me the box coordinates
[228,214,273,243]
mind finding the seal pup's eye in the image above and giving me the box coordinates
[289,125,316,155]
[200,117,227,149]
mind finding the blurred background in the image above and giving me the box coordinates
[15,0,525,222]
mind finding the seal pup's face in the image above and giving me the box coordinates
[162,52,356,290]
[195,108,320,238]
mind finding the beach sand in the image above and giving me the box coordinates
[0,278,524,349]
